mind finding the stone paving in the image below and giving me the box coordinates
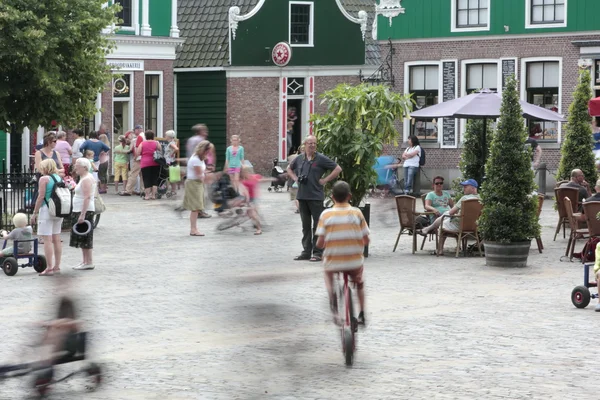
[0,184,596,399]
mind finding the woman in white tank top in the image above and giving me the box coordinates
[70,158,96,270]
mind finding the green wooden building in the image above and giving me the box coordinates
[176,0,379,173]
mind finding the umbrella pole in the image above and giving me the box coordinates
[481,118,487,184]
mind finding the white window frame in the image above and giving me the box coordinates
[143,71,164,137]
[404,61,442,144]
[451,0,491,33]
[520,57,563,143]
[112,72,135,139]
[459,59,501,143]
[289,1,314,47]
[525,0,567,29]
[114,0,140,34]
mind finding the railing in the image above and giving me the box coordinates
[0,160,38,230]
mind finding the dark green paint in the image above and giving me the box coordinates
[149,0,171,37]
[0,131,6,164]
[232,0,365,66]
[176,72,227,169]
[378,0,600,40]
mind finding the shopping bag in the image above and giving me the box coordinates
[169,165,181,183]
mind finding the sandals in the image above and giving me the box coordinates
[118,192,131,196]
[294,254,311,261]
[38,270,54,276]
[190,232,205,237]
[309,256,322,262]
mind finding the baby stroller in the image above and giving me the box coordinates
[210,174,238,212]
[268,159,286,192]
[139,165,174,199]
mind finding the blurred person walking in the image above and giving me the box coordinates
[70,158,96,270]
[31,159,64,276]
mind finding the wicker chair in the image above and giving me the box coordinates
[583,201,600,238]
[564,197,589,260]
[437,198,483,257]
[393,195,436,254]
[554,187,579,241]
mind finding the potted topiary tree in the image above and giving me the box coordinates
[310,83,413,206]
[310,83,413,255]
[478,75,540,267]
[557,69,597,185]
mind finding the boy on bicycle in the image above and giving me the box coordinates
[316,181,370,325]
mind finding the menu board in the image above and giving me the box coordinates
[502,59,516,89]
[442,61,456,147]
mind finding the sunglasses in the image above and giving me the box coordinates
[434,182,443,185]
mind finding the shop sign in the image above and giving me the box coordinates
[272,42,292,67]
[107,60,145,71]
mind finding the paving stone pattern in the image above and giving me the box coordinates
[0,185,595,399]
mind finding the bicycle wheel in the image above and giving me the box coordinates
[341,284,355,366]
[216,215,249,231]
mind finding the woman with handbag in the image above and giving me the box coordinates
[137,130,162,200]
[164,130,180,196]
[70,157,96,270]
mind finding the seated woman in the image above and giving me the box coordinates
[424,176,454,221]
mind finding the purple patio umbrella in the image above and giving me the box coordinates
[410,89,566,180]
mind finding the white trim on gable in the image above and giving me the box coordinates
[450,0,491,33]
[525,0,567,29]
[289,1,315,48]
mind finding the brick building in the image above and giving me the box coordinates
[175,0,378,174]
[377,0,600,191]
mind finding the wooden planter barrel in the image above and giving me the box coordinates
[484,241,531,268]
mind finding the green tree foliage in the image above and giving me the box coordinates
[310,84,412,207]
[478,76,540,243]
[0,0,119,131]
[459,118,494,186]
[557,70,597,185]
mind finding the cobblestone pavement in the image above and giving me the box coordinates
[0,185,595,399]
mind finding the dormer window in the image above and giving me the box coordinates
[289,2,314,47]
[115,0,132,27]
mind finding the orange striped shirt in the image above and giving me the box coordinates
[316,203,369,271]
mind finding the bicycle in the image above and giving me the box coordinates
[332,272,360,366]
[215,207,251,231]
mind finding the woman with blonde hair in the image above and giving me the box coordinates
[184,141,213,236]
[97,134,110,194]
[31,159,64,276]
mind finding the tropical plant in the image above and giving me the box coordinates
[310,83,413,207]
[478,75,540,243]
[557,69,597,185]
[0,0,120,132]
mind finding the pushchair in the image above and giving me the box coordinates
[370,156,402,198]
[0,297,102,397]
[268,159,286,192]
[210,174,239,212]
[139,164,174,199]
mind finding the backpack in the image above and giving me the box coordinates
[419,147,426,166]
[44,175,72,218]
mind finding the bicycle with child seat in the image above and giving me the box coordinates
[332,271,360,366]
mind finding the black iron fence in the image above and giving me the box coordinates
[0,161,38,230]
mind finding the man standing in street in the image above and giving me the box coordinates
[287,135,342,262]
[120,124,145,196]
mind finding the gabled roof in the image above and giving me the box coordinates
[175,0,380,69]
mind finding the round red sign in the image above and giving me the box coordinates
[272,42,292,67]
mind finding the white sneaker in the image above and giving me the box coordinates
[73,264,95,270]
[72,262,84,269]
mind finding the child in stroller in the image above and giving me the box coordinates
[268,159,287,192]
[210,173,245,213]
